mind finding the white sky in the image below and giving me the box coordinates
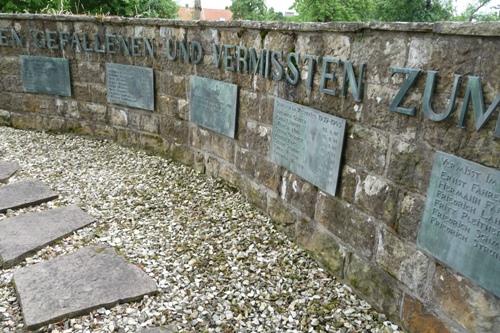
[176,0,500,15]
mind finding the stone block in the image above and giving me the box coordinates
[10,113,43,130]
[109,107,128,127]
[431,264,500,333]
[315,193,375,258]
[239,176,267,211]
[78,102,107,123]
[13,246,158,330]
[0,109,11,126]
[396,191,425,242]
[210,132,236,162]
[344,253,403,318]
[0,160,19,183]
[296,220,345,277]
[239,90,259,121]
[267,195,297,236]
[281,172,318,218]
[238,120,271,157]
[157,95,178,117]
[376,228,431,293]
[0,56,19,75]
[387,139,434,193]
[218,163,241,189]
[235,146,256,177]
[349,32,409,85]
[75,61,105,84]
[0,206,95,268]
[160,116,189,145]
[353,174,398,226]
[235,147,281,192]
[258,94,274,125]
[254,156,281,192]
[163,73,187,99]
[344,124,389,175]
[337,165,365,204]
[402,295,450,333]
[140,113,159,134]
[55,99,79,119]
[361,84,420,140]
[138,133,165,155]
[0,180,58,213]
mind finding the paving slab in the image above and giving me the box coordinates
[0,161,19,183]
[0,206,95,268]
[13,246,158,330]
[0,180,58,213]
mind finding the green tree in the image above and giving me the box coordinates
[292,0,374,22]
[230,0,268,20]
[292,0,453,22]
[372,0,452,22]
[0,0,50,13]
[0,0,178,18]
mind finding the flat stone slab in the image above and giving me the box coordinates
[0,161,19,183]
[13,246,158,330]
[0,180,58,213]
[0,206,95,268]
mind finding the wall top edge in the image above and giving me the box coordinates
[0,13,499,37]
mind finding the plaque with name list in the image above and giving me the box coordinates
[190,76,238,138]
[21,56,71,97]
[271,98,346,197]
[417,151,499,297]
[106,63,154,111]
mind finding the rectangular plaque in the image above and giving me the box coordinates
[417,152,499,297]
[271,98,346,196]
[190,76,238,138]
[21,56,71,97]
[106,63,154,111]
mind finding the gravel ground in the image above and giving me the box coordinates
[0,126,402,333]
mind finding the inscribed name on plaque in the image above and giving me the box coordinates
[271,98,346,196]
[417,151,499,297]
[106,63,154,111]
[190,76,238,138]
[21,56,71,96]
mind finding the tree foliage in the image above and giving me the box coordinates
[230,0,283,21]
[292,0,374,22]
[0,0,178,18]
[372,0,453,22]
[292,0,455,22]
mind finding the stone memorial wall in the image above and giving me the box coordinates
[0,14,498,333]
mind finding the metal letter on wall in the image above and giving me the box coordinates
[417,151,500,297]
[106,63,154,111]
[21,55,71,97]
[189,76,238,138]
[271,98,346,196]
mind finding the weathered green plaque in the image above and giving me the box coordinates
[271,98,346,196]
[190,76,238,138]
[21,56,71,97]
[418,152,499,297]
[106,63,154,111]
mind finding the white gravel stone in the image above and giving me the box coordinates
[0,127,403,332]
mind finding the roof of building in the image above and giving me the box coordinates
[177,7,232,21]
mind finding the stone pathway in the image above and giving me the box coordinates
[0,180,58,213]
[0,158,158,329]
[13,246,158,330]
[0,206,95,268]
[0,161,19,183]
